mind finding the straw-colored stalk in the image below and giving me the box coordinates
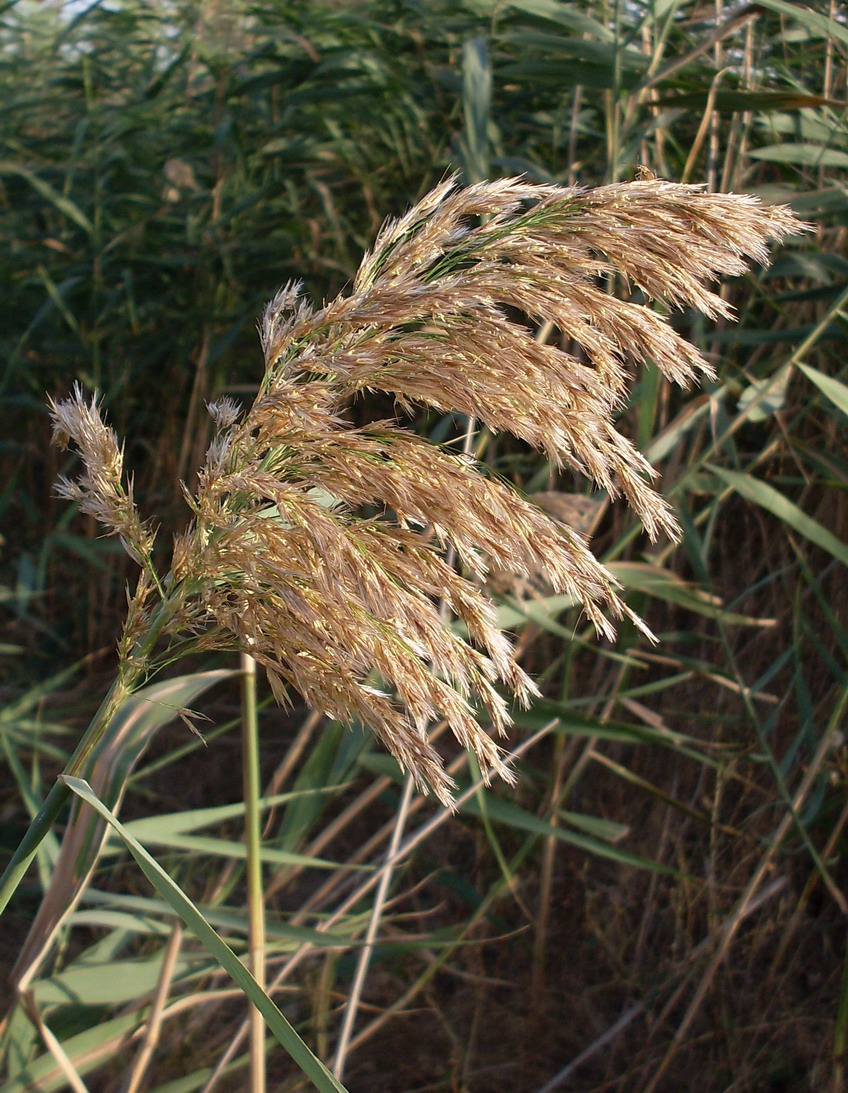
[50,174,803,805]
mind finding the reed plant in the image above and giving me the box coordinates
[2,2,845,1090]
[1,172,801,1090]
[34,176,803,803]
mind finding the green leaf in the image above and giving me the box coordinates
[494,563,755,629]
[736,364,791,422]
[32,953,196,1007]
[459,793,676,874]
[111,829,348,871]
[67,909,173,937]
[11,671,234,994]
[120,788,341,837]
[798,363,848,418]
[60,776,349,1093]
[608,562,723,617]
[0,162,94,234]
[514,702,713,766]
[499,0,612,38]
[749,143,848,168]
[460,36,491,184]
[712,468,848,567]
[654,90,839,113]
[748,0,848,47]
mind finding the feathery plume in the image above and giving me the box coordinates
[51,175,803,804]
[49,383,155,569]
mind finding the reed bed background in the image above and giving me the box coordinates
[1,2,846,1091]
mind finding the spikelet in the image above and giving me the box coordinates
[49,383,155,568]
[52,175,804,804]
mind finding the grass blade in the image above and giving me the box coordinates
[712,467,848,567]
[798,362,848,417]
[59,776,349,1093]
[11,671,234,992]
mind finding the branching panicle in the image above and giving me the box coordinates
[49,383,155,568]
[50,176,805,804]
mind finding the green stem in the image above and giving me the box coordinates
[834,922,848,1092]
[66,672,136,778]
[241,651,267,1093]
[0,593,181,916]
[0,779,72,914]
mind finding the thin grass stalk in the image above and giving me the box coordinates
[240,650,267,1093]
[345,769,581,1066]
[604,0,623,182]
[261,710,323,845]
[334,402,487,1074]
[121,923,184,1093]
[332,773,416,1081]
[681,68,727,185]
[833,914,848,1093]
[614,877,790,1092]
[718,18,754,194]
[531,729,576,1011]
[707,0,725,193]
[268,723,456,928]
[642,696,848,1093]
[309,785,542,1068]
[332,58,498,1073]
[642,6,758,94]
[198,721,561,1093]
[529,289,587,1007]
[532,650,635,1009]
[768,791,848,975]
[535,1005,642,1093]
[717,606,847,911]
[333,405,480,1076]
[344,808,545,1058]
[27,1003,90,1093]
[278,721,561,980]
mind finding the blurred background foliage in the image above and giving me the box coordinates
[1,1,847,1091]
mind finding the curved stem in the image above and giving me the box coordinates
[0,593,181,916]
[0,668,136,915]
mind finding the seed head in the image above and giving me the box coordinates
[52,175,804,804]
[49,383,154,568]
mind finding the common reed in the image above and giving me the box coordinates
[47,174,801,806]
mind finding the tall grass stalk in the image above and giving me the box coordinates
[240,651,267,1093]
[332,774,415,1082]
[1,173,804,1087]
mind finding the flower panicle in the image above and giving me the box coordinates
[49,383,155,568]
[259,175,803,543]
[53,176,806,805]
